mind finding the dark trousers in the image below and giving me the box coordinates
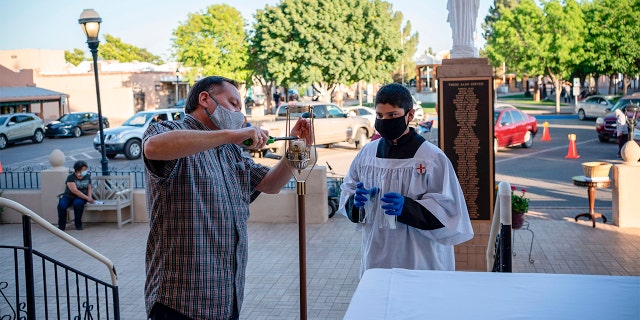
[150,303,193,320]
[57,196,86,229]
[149,303,239,320]
[618,134,629,156]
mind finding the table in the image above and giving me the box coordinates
[572,175,611,228]
[344,268,640,320]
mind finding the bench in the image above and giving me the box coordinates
[66,175,134,228]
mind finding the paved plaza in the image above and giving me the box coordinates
[1,206,639,319]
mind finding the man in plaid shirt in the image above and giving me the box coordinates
[143,76,311,319]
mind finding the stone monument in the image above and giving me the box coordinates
[440,0,492,271]
[447,0,480,59]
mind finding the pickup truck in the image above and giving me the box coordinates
[248,102,374,156]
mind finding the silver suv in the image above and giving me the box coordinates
[0,112,45,149]
[93,108,184,159]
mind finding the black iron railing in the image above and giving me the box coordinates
[0,164,146,190]
[0,165,47,189]
[0,199,120,319]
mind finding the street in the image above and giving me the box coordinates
[0,116,620,209]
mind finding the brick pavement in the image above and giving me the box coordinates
[1,207,639,319]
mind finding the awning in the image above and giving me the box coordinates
[0,86,68,106]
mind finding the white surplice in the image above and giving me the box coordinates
[339,139,474,276]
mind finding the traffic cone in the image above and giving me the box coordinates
[565,134,580,159]
[541,121,551,141]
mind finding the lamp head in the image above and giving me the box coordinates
[626,102,639,118]
[283,104,317,180]
[79,9,102,42]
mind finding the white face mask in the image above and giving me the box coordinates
[206,94,245,130]
[80,170,88,177]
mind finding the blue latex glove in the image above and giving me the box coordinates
[380,192,404,216]
[354,182,379,208]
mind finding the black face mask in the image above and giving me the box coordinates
[375,115,408,141]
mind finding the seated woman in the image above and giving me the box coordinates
[57,160,94,230]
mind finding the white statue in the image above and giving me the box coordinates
[447,0,480,58]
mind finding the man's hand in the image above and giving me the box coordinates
[381,192,404,216]
[235,126,270,150]
[354,182,379,208]
[291,117,313,146]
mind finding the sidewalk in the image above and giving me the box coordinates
[1,208,639,320]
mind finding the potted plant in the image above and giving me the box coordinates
[511,186,529,229]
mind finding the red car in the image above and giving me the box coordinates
[494,104,538,152]
[595,93,640,142]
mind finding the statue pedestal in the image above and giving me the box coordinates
[437,58,494,271]
[613,164,640,228]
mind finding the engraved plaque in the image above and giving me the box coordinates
[438,78,493,220]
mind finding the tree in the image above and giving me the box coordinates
[540,0,586,112]
[484,0,543,99]
[65,48,86,66]
[393,18,419,85]
[482,0,520,41]
[99,34,163,64]
[173,4,249,83]
[424,47,436,56]
[585,0,640,96]
[249,0,402,101]
[484,0,586,113]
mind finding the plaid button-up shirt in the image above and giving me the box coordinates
[143,115,269,319]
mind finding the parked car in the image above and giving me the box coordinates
[345,101,423,133]
[93,108,184,160]
[595,92,640,142]
[575,95,621,120]
[245,93,266,107]
[0,112,45,149]
[288,89,300,101]
[412,97,425,123]
[251,101,373,156]
[494,104,538,152]
[45,112,109,138]
[343,106,376,128]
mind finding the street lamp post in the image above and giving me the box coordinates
[79,9,109,175]
[626,102,639,143]
[175,68,180,104]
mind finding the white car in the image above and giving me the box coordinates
[575,95,621,120]
[412,97,425,123]
[345,98,424,127]
[93,108,184,160]
[344,106,376,128]
[0,113,45,149]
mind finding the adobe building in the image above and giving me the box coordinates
[0,49,188,125]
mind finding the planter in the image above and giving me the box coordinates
[512,211,526,229]
[581,162,612,178]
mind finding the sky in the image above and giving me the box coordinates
[0,0,492,61]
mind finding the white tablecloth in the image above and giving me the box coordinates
[344,268,640,320]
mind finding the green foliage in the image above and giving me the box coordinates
[173,4,249,83]
[482,0,520,42]
[99,34,164,64]
[393,18,419,84]
[584,0,640,88]
[249,0,402,95]
[484,0,586,113]
[484,0,544,76]
[541,0,586,79]
[511,186,529,214]
[64,48,86,66]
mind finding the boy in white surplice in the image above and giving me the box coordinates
[339,83,474,276]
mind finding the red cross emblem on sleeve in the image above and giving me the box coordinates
[416,161,426,175]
